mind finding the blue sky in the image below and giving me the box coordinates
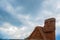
[0,0,60,40]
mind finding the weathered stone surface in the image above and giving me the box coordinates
[44,18,55,32]
[26,18,56,40]
[27,26,44,40]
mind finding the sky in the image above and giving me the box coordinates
[0,0,60,40]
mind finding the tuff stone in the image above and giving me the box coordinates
[26,18,56,40]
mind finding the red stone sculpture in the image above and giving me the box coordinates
[26,18,56,40]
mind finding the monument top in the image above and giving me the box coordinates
[45,18,55,22]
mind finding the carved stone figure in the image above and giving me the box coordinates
[26,18,56,40]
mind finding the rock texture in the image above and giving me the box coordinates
[26,18,56,40]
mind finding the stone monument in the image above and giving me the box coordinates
[26,18,56,40]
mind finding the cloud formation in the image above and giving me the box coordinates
[0,0,60,39]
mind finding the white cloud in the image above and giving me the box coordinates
[0,22,38,39]
[0,0,44,39]
[0,22,30,39]
[0,0,60,39]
